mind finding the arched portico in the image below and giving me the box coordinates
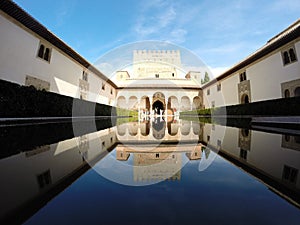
[153,92,165,115]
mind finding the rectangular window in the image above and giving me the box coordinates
[102,83,105,90]
[155,74,159,78]
[217,83,221,91]
[282,46,298,66]
[111,88,113,95]
[217,139,221,147]
[207,89,210,95]
[239,71,247,82]
[82,71,88,81]
[282,165,298,184]
[37,43,51,62]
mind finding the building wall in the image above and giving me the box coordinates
[0,12,115,105]
[249,40,300,102]
[202,38,300,108]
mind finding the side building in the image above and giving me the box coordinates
[202,19,300,108]
[0,0,117,106]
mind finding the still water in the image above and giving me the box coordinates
[0,118,299,224]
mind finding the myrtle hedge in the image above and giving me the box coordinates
[0,79,135,118]
[181,96,300,117]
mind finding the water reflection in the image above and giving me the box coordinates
[0,118,299,224]
[203,123,300,206]
[116,144,202,182]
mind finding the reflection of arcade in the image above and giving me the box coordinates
[117,119,204,142]
[116,144,203,182]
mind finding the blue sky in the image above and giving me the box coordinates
[13,0,300,76]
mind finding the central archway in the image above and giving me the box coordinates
[153,100,164,115]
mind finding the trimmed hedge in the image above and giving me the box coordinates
[181,96,300,117]
[0,79,118,117]
[215,97,300,116]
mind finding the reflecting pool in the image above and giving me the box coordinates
[0,118,299,224]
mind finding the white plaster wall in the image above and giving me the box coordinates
[203,39,300,109]
[221,74,239,105]
[248,42,300,102]
[0,13,115,105]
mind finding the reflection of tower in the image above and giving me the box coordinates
[116,146,130,161]
[185,144,202,160]
[133,153,182,182]
[152,117,166,139]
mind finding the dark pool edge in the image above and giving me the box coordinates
[0,116,131,126]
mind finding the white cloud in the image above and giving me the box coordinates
[271,0,300,12]
[209,66,230,78]
[170,28,187,44]
[55,0,77,27]
[132,0,191,44]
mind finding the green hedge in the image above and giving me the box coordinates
[0,79,118,118]
[181,96,300,117]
